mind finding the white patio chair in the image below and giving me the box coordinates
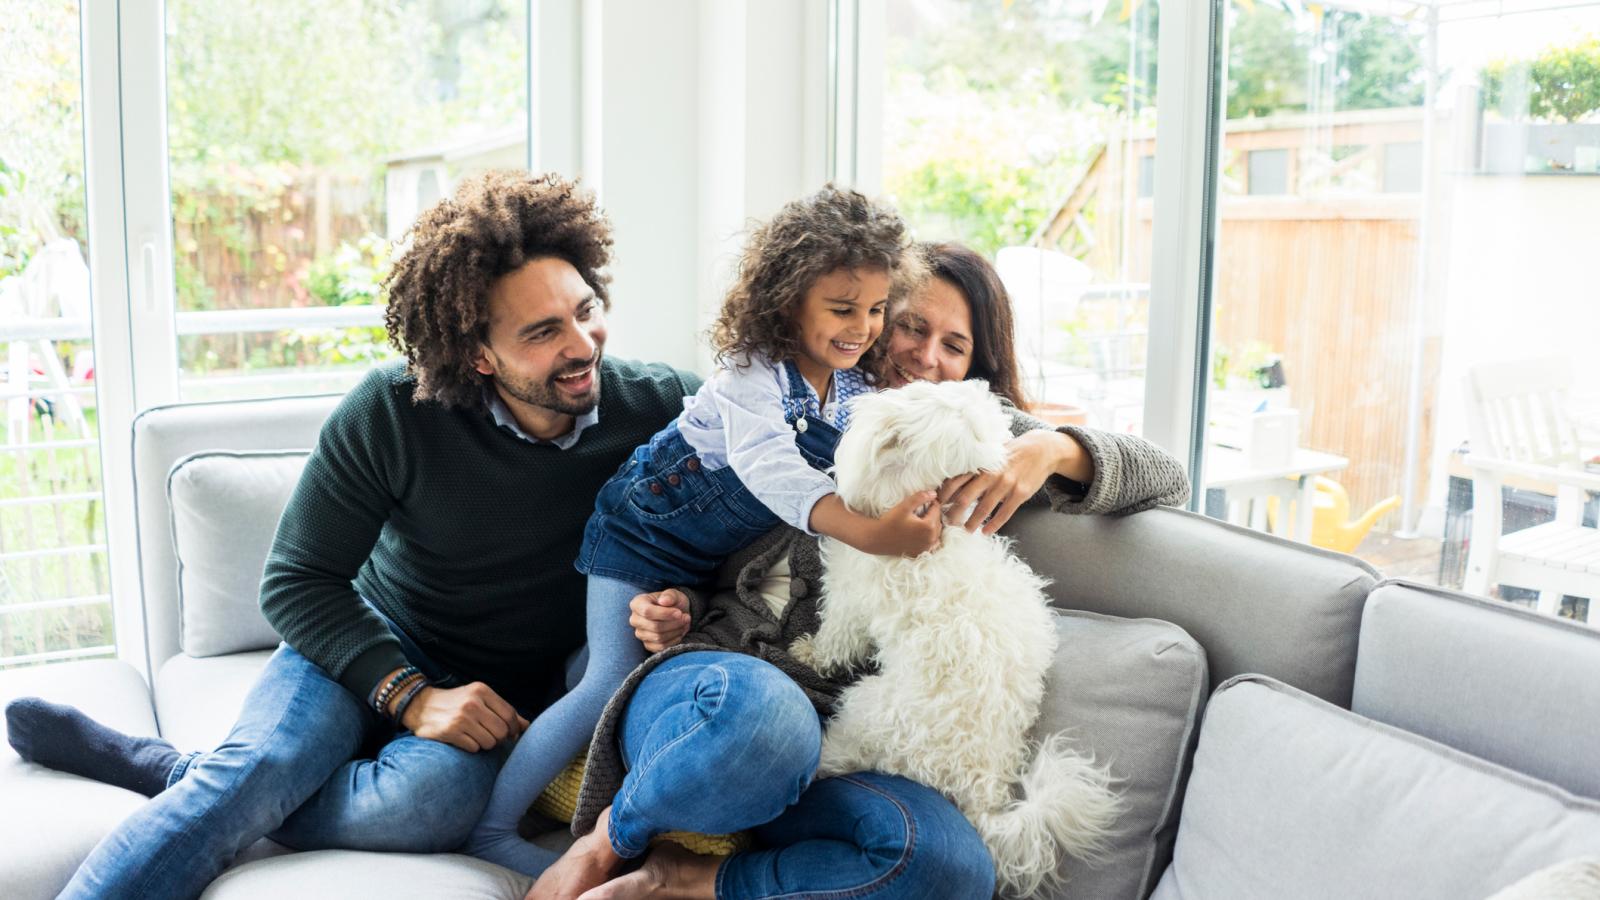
[2,239,93,447]
[1462,357,1600,622]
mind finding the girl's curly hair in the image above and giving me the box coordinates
[710,185,923,373]
[383,170,613,409]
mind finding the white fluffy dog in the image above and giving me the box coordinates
[806,379,1119,899]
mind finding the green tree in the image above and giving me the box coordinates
[1227,5,1424,119]
[0,1,89,273]
[1228,5,1308,118]
[1483,37,1600,122]
[883,0,1156,256]
[1332,13,1427,111]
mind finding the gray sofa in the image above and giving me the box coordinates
[3,393,1598,899]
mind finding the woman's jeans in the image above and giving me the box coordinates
[613,651,996,899]
[57,643,505,900]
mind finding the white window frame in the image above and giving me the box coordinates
[77,0,556,677]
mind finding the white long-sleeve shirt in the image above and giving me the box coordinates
[676,355,868,534]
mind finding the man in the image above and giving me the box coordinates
[5,170,701,898]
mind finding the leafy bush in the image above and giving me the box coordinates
[288,234,395,367]
[1482,37,1600,123]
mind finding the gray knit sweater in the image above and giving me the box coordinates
[563,413,1190,836]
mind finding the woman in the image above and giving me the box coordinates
[525,242,1189,900]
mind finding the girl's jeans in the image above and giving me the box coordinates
[612,651,997,899]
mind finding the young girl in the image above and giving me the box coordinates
[465,186,939,875]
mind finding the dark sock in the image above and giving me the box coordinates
[6,697,180,797]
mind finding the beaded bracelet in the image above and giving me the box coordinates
[373,665,421,715]
[389,675,429,727]
[379,672,425,721]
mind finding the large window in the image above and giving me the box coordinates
[1,1,535,668]
[878,0,1159,435]
[0,1,113,666]
[1199,0,1600,622]
[867,0,1600,625]
[163,0,529,401]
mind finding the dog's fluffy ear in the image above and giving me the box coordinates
[835,392,908,515]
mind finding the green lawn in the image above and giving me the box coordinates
[0,400,113,665]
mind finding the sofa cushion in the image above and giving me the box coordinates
[134,394,339,677]
[1005,506,1375,706]
[154,650,276,752]
[199,850,534,899]
[1354,579,1600,801]
[1151,676,1600,900]
[1042,611,1207,900]
[0,660,160,900]
[168,452,307,657]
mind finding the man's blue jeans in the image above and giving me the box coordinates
[58,644,503,900]
[612,651,997,899]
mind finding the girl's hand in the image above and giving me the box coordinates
[862,490,943,556]
[630,589,691,652]
[938,430,1091,534]
[810,492,941,557]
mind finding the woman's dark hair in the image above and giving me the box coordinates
[383,170,614,409]
[917,241,1030,410]
[711,184,921,372]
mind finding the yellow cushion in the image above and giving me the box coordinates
[533,752,751,857]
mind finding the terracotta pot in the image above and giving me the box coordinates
[1031,402,1089,427]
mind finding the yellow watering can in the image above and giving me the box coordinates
[1269,477,1400,553]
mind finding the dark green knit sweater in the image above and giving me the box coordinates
[259,358,699,713]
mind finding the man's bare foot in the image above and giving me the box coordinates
[524,806,628,900]
[575,842,720,900]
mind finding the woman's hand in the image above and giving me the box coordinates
[630,589,691,652]
[938,430,1091,534]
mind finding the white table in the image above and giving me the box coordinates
[1205,446,1351,542]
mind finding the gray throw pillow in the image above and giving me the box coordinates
[167,451,308,657]
[1036,610,1208,900]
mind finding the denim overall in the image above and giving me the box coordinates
[577,360,868,588]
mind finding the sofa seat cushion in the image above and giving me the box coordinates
[168,451,308,658]
[0,660,160,900]
[1354,580,1600,801]
[200,850,533,899]
[1043,611,1207,900]
[1152,676,1600,900]
[155,650,275,752]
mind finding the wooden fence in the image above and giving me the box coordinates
[1116,197,1438,518]
[170,169,380,373]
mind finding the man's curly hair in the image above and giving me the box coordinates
[710,185,923,374]
[383,170,613,409]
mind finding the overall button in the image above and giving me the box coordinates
[667,473,681,486]
[795,418,808,433]
[649,482,663,495]
[685,457,701,472]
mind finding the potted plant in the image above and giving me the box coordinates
[1480,37,1600,174]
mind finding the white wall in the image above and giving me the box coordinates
[586,0,830,375]
[1424,175,1600,521]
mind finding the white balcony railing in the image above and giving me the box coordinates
[1,304,383,667]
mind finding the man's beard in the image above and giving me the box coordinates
[496,353,603,417]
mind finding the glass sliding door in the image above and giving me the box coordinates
[162,0,530,401]
[874,0,1161,434]
[0,1,114,666]
[1199,0,1600,623]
